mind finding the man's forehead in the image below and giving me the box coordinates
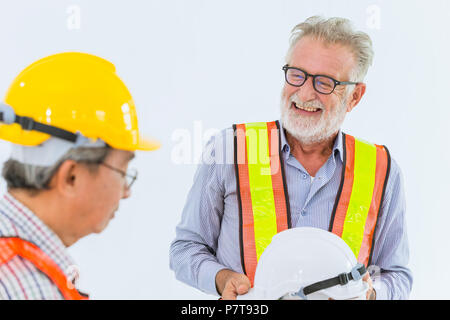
[289,36,356,79]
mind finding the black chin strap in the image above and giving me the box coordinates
[13,114,78,143]
[301,263,366,297]
[0,105,78,143]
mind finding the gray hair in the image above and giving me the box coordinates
[286,16,374,82]
[2,146,110,193]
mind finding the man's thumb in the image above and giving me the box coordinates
[237,283,250,295]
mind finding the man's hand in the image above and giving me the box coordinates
[362,272,376,300]
[215,269,251,300]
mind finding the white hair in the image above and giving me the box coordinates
[285,16,374,82]
[2,146,110,192]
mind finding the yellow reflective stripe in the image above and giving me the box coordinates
[341,138,377,258]
[245,122,278,260]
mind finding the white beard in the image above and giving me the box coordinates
[280,92,349,145]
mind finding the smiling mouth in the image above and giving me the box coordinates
[291,102,322,113]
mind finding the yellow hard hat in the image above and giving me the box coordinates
[0,52,160,151]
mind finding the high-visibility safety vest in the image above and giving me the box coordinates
[0,237,89,300]
[233,121,391,285]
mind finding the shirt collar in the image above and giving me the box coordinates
[278,120,344,163]
[0,192,78,282]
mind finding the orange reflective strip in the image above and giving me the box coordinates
[0,239,16,264]
[0,237,88,300]
[267,121,289,233]
[357,145,389,265]
[235,123,258,285]
[331,134,355,238]
[234,121,290,286]
[330,134,390,266]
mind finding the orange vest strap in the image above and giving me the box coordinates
[234,122,257,284]
[267,121,291,234]
[329,134,390,266]
[233,121,291,285]
[0,237,88,300]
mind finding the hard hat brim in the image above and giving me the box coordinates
[135,135,161,151]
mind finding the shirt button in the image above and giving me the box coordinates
[303,174,308,179]
[301,209,306,216]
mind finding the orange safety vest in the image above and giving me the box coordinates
[233,121,390,285]
[0,237,89,300]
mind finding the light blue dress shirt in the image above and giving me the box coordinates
[170,122,413,299]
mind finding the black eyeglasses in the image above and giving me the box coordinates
[282,64,359,95]
[100,162,138,189]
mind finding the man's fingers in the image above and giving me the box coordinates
[237,283,250,295]
[222,283,241,300]
[362,272,373,287]
[221,288,237,300]
[221,281,240,300]
[361,272,375,300]
[235,276,251,296]
[221,278,251,300]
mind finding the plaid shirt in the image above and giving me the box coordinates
[0,192,81,300]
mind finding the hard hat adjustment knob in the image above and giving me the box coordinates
[0,103,17,125]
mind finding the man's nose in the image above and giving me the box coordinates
[122,185,131,199]
[296,77,318,102]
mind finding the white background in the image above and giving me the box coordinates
[0,0,449,299]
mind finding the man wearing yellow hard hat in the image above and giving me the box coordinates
[0,52,159,299]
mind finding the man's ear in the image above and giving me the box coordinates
[346,83,366,112]
[50,160,79,197]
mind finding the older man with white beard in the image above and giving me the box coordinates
[170,16,412,300]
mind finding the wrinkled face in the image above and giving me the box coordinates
[281,36,357,145]
[75,149,135,235]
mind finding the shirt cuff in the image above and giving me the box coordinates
[374,279,390,300]
[197,259,228,296]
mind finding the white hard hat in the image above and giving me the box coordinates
[238,227,369,300]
